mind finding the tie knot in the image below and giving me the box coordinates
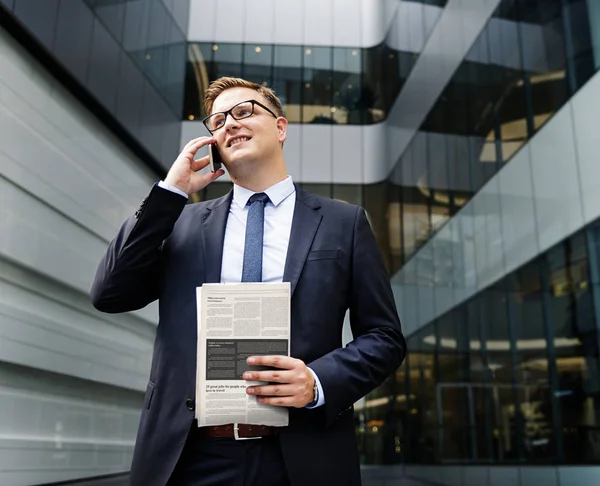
[247,192,270,206]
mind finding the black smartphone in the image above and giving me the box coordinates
[208,143,222,172]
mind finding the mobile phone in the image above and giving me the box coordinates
[208,143,222,172]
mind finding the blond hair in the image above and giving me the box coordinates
[204,77,284,117]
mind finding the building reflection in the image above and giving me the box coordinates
[358,223,600,465]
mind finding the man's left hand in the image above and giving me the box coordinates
[243,356,315,408]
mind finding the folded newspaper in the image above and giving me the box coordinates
[195,282,290,427]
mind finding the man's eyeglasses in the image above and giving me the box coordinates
[203,100,278,133]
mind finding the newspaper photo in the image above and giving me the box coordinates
[195,282,290,427]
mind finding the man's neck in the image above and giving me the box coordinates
[232,172,288,193]
[229,158,288,193]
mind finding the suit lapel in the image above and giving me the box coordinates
[283,188,322,296]
[200,191,233,283]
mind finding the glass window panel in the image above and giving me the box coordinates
[416,325,439,464]
[401,191,429,261]
[144,0,169,91]
[88,18,120,113]
[485,8,530,166]
[95,0,126,43]
[547,232,600,463]
[587,0,600,70]
[332,184,362,206]
[116,49,145,138]
[332,47,361,124]
[520,0,569,132]
[360,372,401,465]
[243,44,273,87]
[474,285,520,461]
[212,43,243,79]
[139,80,165,158]
[364,182,391,272]
[53,0,94,84]
[164,20,186,117]
[507,260,557,462]
[399,336,418,463]
[466,297,494,461]
[361,44,385,123]
[14,0,59,48]
[184,43,214,120]
[381,45,403,117]
[273,45,302,123]
[302,46,333,123]
[170,0,189,36]
[386,358,409,464]
[566,0,596,89]
[123,0,150,65]
[427,133,451,236]
[436,311,474,460]
[387,185,403,271]
[405,140,431,258]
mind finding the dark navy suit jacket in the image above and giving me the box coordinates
[91,184,406,486]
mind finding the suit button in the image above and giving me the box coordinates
[186,399,195,411]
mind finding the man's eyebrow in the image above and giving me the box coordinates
[213,99,261,114]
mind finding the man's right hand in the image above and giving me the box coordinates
[163,137,225,196]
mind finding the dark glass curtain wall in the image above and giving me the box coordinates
[359,219,600,466]
[1,0,187,168]
[183,41,413,125]
[359,0,600,468]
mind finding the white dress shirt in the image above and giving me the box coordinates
[220,177,295,284]
[158,177,325,407]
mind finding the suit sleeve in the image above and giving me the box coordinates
[307,207,407,426]
[90,184,188,313]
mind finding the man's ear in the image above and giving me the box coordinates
[276,117,288,144]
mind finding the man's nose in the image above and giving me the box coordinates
[223,113,240,131]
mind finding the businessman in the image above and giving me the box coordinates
[91,77,406,486]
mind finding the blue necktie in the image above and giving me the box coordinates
[242,193,270,282]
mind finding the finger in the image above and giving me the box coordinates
[191,155,210,172]
[183,136,214,150]
[206,169,225,182]
[247,384,295,396]
[190,169,224,190]
[181,137,205,151]
[243,369,293,383]
[256,396,297,407]
[247,355,297,369]
[184,137,216,156]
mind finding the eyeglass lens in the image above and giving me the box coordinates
[208,102,253,131]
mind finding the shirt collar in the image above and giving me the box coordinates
[233,176,295,208]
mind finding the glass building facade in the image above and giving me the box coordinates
[358,0,600,475]
[362,220,600,465]
[0,0,188,169]
[183,40,414,125]
[2,0,600,484]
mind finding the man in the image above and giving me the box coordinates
[91,77,406,486]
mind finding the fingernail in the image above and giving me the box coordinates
[247,357,255,364]
[247,388,255,395]
[243,373,252,380]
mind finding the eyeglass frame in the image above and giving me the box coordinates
[202,99,279,133]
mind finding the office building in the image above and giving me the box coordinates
[0,0,599,485]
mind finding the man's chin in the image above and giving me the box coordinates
[225,153,256,168]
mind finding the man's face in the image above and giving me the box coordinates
[209,87,286,168]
